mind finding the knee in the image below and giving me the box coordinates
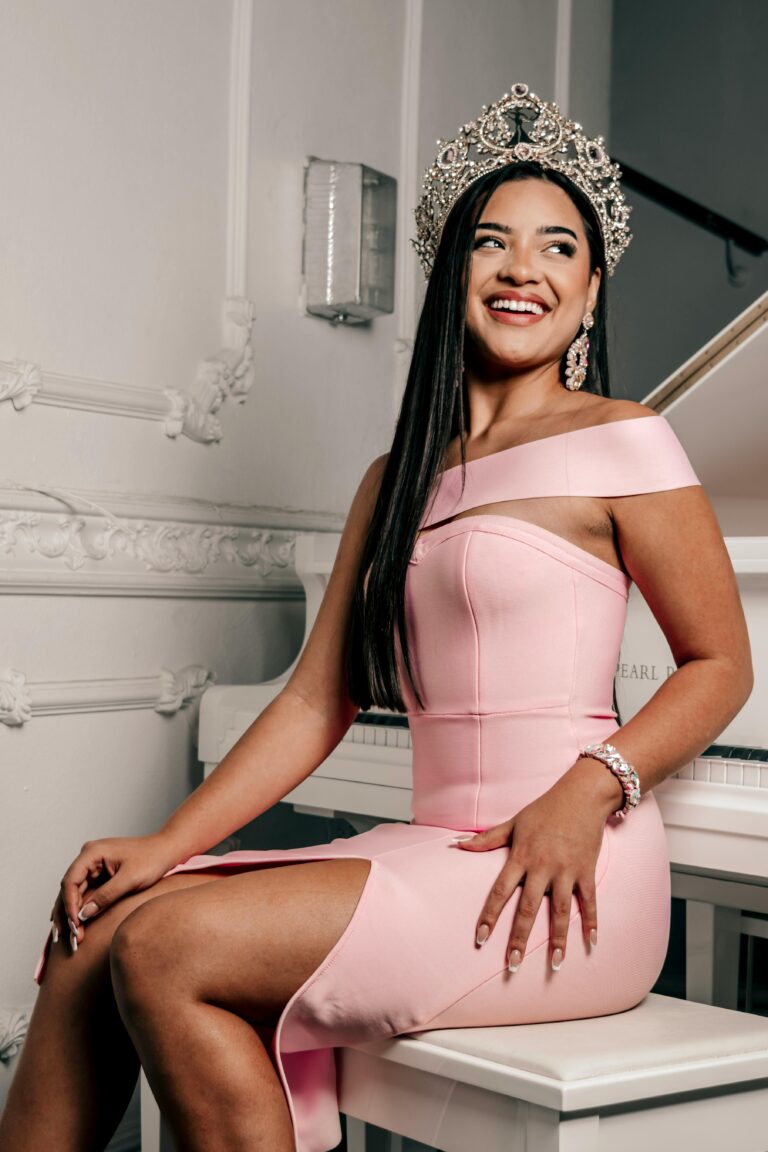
[109,900,172,1011]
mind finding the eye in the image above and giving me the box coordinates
[545,239,576,256]
[473,236,504,249]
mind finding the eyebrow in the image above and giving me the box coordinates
[476,222,579,241]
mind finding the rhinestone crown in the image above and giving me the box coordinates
[411,82,632,279]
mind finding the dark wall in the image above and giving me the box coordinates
[607,0,768,400]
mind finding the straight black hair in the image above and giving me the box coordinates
[346,162,614,716]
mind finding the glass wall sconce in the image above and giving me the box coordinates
[302,157,397,325]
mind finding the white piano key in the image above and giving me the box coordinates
[761,766,768,789]
[709,761,726,785]
[725,762,744,786]
[693,760,711,782]
[677,763,694,780]
[744,764,761,788]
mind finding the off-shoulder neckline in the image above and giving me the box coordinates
[437,413,661,477]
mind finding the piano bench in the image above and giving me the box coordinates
[339,992,768,1152]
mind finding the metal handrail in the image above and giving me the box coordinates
[616,160,768,257]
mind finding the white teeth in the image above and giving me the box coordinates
[488,299,546,315]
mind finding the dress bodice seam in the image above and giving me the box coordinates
[406,702,571,717]
[410,516,630,597]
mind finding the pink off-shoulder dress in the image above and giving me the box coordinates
[34,414,700,1152]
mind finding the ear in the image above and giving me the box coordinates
[586,265,602,316]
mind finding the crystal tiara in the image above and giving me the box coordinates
[411,82,632,279]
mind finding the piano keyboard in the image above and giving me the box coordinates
[672,746,768,790]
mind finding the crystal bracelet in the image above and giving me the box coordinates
[578,741,641,818]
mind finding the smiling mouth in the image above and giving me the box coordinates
[484,299,551,325]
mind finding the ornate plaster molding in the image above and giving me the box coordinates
[0,2,256,444]
[0,359,41,410]
[164,298,256,443]
[0,483,346,532]
[0,314,256,446]
[0,665,215,727]
[0,1005,31,1061]
[0,670,31,727]
[0,482,345,597]
[0,484,302,597]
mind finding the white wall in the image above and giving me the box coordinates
[244,0,406,509]
[418,0,559,178]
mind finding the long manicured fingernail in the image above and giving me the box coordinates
[450,835,474,844]
[589,928,598,946]
[68,918,78,935]
[475,923,490,946]
[52,924,60,943]
[508,948,522,971]
[70,932,78,953]
[79,903,98,921]
[551,948,564,971]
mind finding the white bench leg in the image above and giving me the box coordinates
[686,901,741,1007]
[525,1104,600,1152]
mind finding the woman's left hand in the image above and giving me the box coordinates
[452,758,620,971]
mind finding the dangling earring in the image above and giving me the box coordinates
[564,312,594,391]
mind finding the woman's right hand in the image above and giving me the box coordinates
[50,833,183,951]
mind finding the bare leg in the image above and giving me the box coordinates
[110,858,372,1152]
[0,872,221,1152]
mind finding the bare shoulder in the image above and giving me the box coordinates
[582,396,660,426]
[331,450,390,568]
[351,452,389,526]
[363,451,390,493]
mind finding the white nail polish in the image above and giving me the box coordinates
[551,947,563,971]
[70,932,78,953]
[450,835,474,843]
[508,948,522,972]
[52,925,59,943]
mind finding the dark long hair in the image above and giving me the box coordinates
[346,162,612,714]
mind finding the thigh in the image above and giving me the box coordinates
[111,857,372,1024]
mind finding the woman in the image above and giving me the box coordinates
[2,85,752,1152]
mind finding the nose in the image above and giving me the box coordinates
[497,239,541,284]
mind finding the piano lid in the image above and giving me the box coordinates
[619,290,768,747]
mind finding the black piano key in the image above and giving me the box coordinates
[702,743,768,761]
[354,711,410,729]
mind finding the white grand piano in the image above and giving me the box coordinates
[199,290,768,1011]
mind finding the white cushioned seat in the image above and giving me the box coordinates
[339,994,768,1152]
[399,992,768,1102]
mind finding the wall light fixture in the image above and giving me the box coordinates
[302,157,397,325]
